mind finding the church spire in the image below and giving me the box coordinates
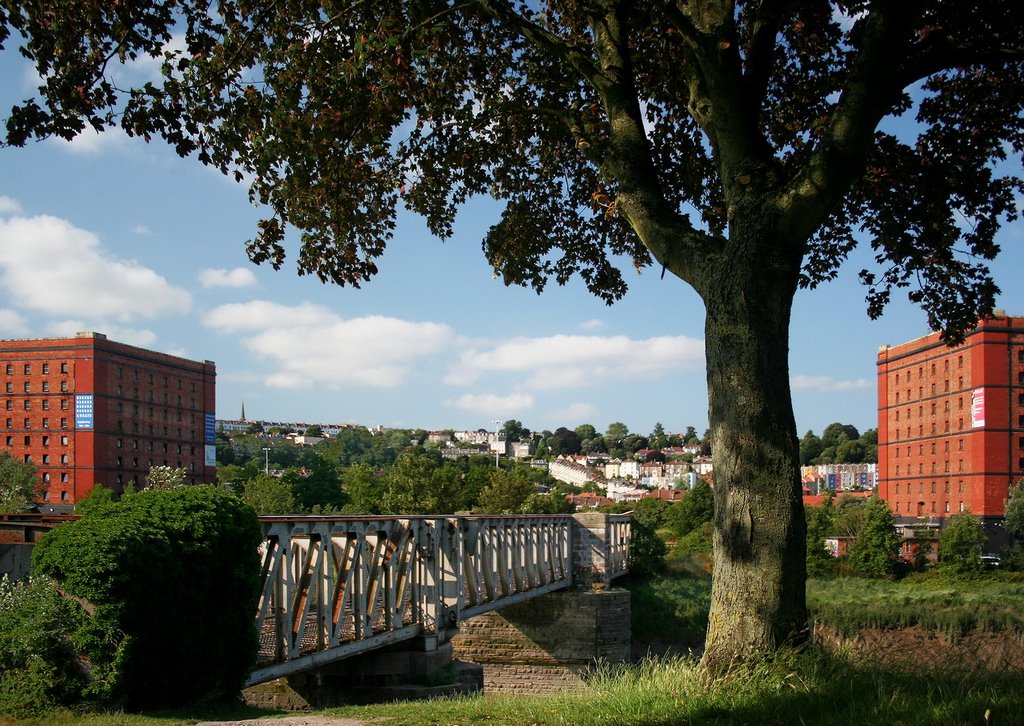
[240,401,246,422]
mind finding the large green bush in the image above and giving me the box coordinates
[30,485,262,710]
[0,575,89,716]
[844,496,900,578]
[939,510,987,574]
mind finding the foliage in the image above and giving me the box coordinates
[30,486,262,710]
[844,496,900,578]
[5,0,1023,666]
[377,452,468,514]
[831,495,870,538]
[520,491,575,514]
[0,450,41,514]
[74,484,118,516]
[500,419,529,443]
[1005,480,1024,538]
[545,427,582,457]
[805,497,837,577]
[625,515,668,578]
[664,480,714,538]
[623,567,711,648]
[285,460,347,512]
[241,472,296,514]
[799,431,824,466]
[0,575,90,717]
[143,465,187,490]
[939,511,987,574]
[476,468,536,514]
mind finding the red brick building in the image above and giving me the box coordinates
[877,313,1024,532]
[0,332,216,512]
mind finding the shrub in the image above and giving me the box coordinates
[31,485,262,710]
[0,575,89,717]
[844,496,900,578]
[939,511,986,574]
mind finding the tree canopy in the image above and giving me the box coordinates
[0,450,40,514]
[4,0,1022,670]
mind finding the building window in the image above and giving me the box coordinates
[958,355,963,368]
[41,418,48,428]
[4,401,9,411]
[41,363,49,374]
[22,364,30,375]
[60,399,67,410]
[4,383,11,393]
[3,436,10,445]
[60,455,68,464]
[4,364,11,374]
[42,472,50,482]
[60,473,68,483]
[895,483,900,494]
[41,400,49,410]
[41,454,49,464]
[22,382,29,393]
[896,465,900,475]
[22,418,29,428]
[116,438,122,448]
[61,436,68,445]
[60,418,67,428]
[3,419,9,428]
[60,363,68,373]
[960,502,966,512]
[60,381,68,392]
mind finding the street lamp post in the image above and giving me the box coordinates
[492,419,503,469]
[262,447,271,475]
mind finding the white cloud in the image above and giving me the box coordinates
[578,318,607,331]
[452,334,705,389]
[198,267,258,289]
[44,320,158,348]
[547,402,598,423]
[791,374,872,392]
[0,215,191,321]
[131,225,152,236]
[0,308,30,336]
[448,393,534,417]
[50,126,131,155]
[0,196,22,216]
[203,301,457,389]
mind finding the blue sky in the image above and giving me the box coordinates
[1,51,1021,440]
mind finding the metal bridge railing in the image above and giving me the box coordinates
[248,513,628,685]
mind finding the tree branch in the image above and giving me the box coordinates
[472,0,603,87]
[777,2,914,245]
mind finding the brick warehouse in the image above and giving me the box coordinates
[0,332,216,512]
[877,313,1024,535]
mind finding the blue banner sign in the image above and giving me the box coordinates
[75,394,94,429]
[205,413,216,443]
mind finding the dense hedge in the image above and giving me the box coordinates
[30,485,262,710]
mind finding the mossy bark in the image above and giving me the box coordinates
[697,218,809,670]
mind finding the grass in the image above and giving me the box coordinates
[5,563,1024,726]
[807,569,1024,640]
[6,650,1023,726]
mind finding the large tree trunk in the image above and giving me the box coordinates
[698,226,808,671]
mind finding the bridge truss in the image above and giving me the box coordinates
[249,513,629,685]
